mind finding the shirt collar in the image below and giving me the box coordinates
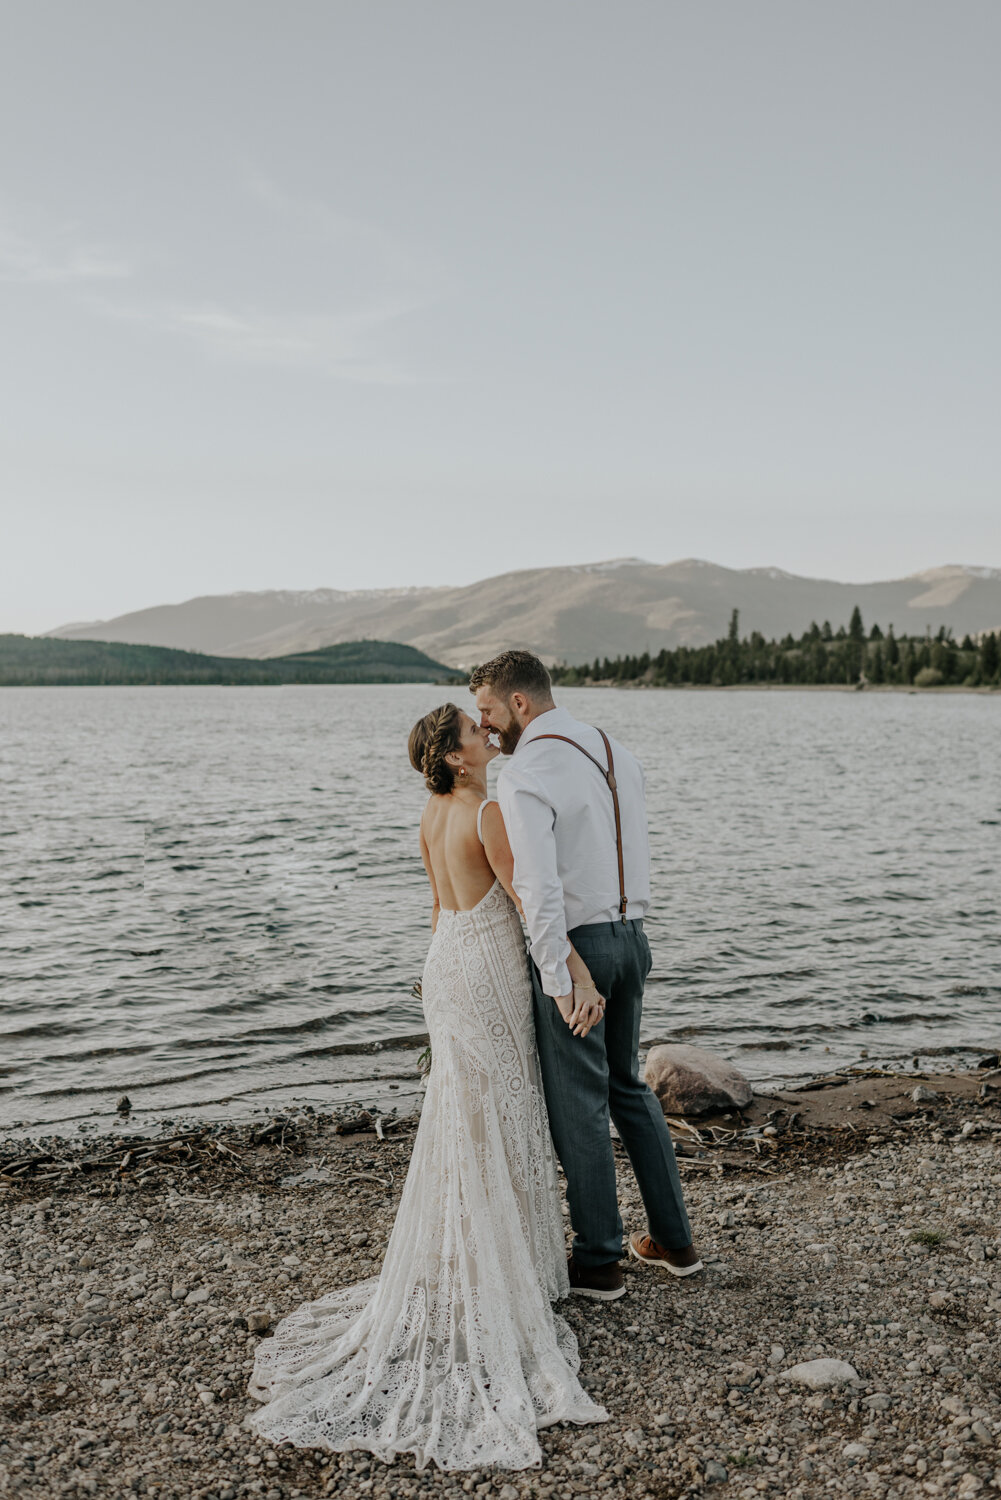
[513,704,575,754]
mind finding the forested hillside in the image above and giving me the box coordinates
[0,637,463,686]
[552,609,1001,689]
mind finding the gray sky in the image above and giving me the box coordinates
[2,0,999,633]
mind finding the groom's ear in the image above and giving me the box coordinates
[509,691,530,718]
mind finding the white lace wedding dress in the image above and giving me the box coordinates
[247,805,607,1471]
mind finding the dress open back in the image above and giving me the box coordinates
[246,802,606,1470]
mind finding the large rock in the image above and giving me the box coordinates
[779,1358,861,1389]
[644,1044,753,1117]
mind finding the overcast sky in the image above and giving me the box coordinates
[2,1,999,633]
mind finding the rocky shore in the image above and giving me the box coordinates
[2,1065,999,1500]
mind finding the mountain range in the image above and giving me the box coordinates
[47,559,1001,668]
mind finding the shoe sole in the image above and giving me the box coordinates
[627,1240,704,1277]
[569,1283,626,1301]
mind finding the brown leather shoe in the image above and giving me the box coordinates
[567,1254,626,1301]
[627,1231,704,1278]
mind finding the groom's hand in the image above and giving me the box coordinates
[554,986,606,1039]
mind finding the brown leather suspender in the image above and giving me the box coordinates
[530,729,628,923]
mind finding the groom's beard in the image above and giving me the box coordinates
[497,721,523,755]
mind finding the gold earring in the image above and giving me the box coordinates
[458,767,467,779]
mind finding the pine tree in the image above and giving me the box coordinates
[885,627,899,667]
[843,606,864,680]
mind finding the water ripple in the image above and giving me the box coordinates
[1,684,999,1130]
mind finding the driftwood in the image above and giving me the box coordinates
[0,1116,319,1190]
[0,1105,417,1194]
[0,1128,257,1188]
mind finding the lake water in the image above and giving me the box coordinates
[1,685,998,1136]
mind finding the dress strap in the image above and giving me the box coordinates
[476,798,496,845]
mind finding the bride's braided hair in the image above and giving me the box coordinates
[408,703,463,795]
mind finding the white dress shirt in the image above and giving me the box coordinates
[496,706,652,998]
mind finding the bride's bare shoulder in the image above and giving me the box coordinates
[420,793,456,833]
[422,793,450,814]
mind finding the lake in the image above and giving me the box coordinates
[1,685,998,1135]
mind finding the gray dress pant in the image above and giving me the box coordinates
[531,917,692,1267]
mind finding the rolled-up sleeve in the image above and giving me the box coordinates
[498,768,572,997]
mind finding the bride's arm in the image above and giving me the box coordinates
[481,802,605,1031]
[479,800,523,914]
[418,817,441,932]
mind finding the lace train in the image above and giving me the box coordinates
[247,881,607,1470]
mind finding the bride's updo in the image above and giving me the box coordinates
[408,703,463,795]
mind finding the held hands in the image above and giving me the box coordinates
[553,943,606,1038]
[554,981,606,1039]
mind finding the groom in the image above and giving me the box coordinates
[471,650,701,1300]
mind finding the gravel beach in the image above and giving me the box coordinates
[2,1067,999,1500]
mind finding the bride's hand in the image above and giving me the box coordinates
[570,982,605,1038]
[554,983,606,1039]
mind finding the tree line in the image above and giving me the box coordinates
[0,635,463,687]
[551,608,1001,690]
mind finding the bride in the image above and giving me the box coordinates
[247,703,609,1471]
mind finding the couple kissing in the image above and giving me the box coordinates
[248,649,701,1473]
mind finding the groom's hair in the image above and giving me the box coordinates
[469,650,553,703]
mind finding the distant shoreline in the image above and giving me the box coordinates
[598,680,1000,695]
[2,679,998,694]
[0,679,459,689]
